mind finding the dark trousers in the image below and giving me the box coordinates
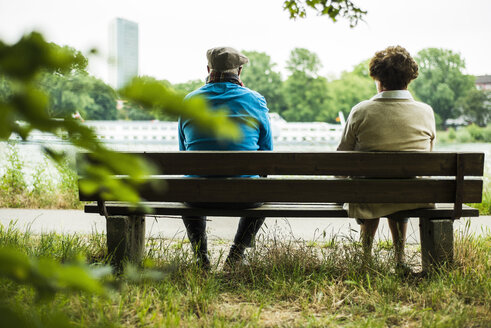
[182,202,265,249]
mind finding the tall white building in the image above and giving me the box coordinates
[109,18,139,89]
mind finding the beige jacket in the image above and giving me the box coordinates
[337,90,436,219]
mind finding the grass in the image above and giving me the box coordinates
[0,221,490,327]
[468,190,491,216]
[0,144,82,209]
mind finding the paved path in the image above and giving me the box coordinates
[0,209,489,244]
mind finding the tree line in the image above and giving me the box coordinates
[240,48,489,128]
[1,46,489,129]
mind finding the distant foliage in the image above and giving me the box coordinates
[238,48,374,123]
[286,47,323,77]
[323,60,375,121]
[37,71,119,120]
[240,51,286,114]
[411,48,476,128]
[1,41,485,128]
[281,48,330,122]
[173,79,204,94]
[457,89,491,127]
[437,125,491,144]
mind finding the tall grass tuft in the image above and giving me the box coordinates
[0,144,82,209]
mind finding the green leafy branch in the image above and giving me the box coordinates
[120,76,242,142]
[0,32,241,204]
[283,0,366,27]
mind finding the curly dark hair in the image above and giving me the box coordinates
[369,46,419,90]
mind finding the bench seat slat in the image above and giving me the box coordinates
[84,202,479,218]
[79,152,484,177]
[79,178,483,203]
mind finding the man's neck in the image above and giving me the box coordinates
[206,71,244,87]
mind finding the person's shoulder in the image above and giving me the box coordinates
[351,99,372,113]
[184,85,209,100]
[412,100,434,112]
[238,86,268,106]
[238,86,264,98]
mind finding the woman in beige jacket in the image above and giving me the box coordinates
[337,46,436,274]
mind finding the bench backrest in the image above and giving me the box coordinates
[78,151,484,207]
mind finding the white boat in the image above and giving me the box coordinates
[8,112,345,146]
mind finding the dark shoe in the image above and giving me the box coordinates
[196,253,211,271]
[395,262,413,278]
[223,244,246,270]
[188,233,209,271]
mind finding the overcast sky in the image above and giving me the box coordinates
[1,0,490,84]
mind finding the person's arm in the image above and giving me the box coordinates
[429,107,437,152]
[257,97,273,151]
[336,108,357,151]
[178,118,187,151]
[256,97,272,178]
[336,108,358,182]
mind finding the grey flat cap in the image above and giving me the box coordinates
[206,47,249,71]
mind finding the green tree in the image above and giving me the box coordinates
[286,47,323,77]
[117,102,157,120]
[87,78,118,120]
[240,50,286,114]
[37,72,118,120]
[323,60,375,121]
[411,48,475,128]
[458,89,491,127]
[173,79,204,94]
[282,48,330,122]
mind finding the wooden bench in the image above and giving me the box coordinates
[78,151,484,271]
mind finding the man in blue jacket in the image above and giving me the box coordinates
[178,47,273,269]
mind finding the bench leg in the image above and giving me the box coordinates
[419,218,454,272]
[106,215,146,270]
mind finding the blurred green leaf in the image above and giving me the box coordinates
[121,76,242,142]
[0,32,87,81]
[0,31,244,206]
[0,247,109,300]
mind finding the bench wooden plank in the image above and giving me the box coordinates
[77,151,484,177]
[84,202,479,218]
[77,150,484,272]
[79,178,483,203]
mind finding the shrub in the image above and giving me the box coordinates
[0,145,81,209]
[483,125,491,142]
[447,127,456,140]
[465,124,485,141]
[456,128,472,143]
[0,145,28,207]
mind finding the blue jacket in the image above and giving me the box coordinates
[178,82,273,152]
